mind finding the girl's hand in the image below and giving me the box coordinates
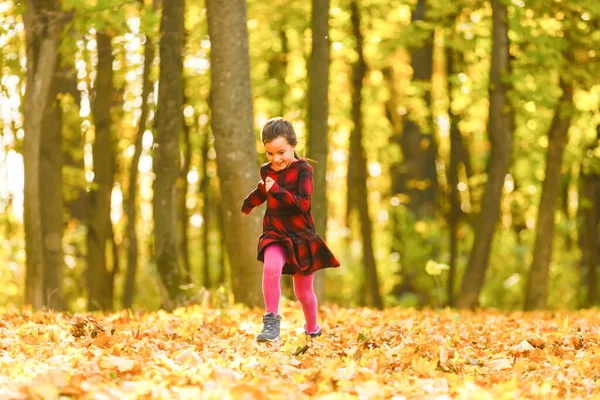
[264,177,275,192]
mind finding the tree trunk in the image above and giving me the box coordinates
[458,0,513,309]
[524,78,573,310]
[200,129,211,288]
[206,0,264,306]
[87,32,115,311]
[392,0,437,219]
[179,110,192,284]
[40,68,65,310]
[267,21,289,117]
[217,193,228,286]
[154,0,186,307]
[123,11,155,309]
[347,1,383,309]
[446,46,462,308]
[109,225,119,305]
[307,0,331,302]
[278,28,288,117]
[579,127,600,308]
[581,177,599,307]
[23,1,62,309]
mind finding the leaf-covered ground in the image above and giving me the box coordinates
[1,302,600,399]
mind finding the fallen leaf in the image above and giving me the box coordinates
[487,358,512,370]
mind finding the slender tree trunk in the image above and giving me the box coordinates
[40,69,65,310]
[582,178,599,307]
[307,0,331,302]
[23,1,62,309]
[87,32,115,311]
[580,127,600,307]
[278,28,288,117]
[458,0,513,309]
[266,20,289,117]
[200,130,211,288]
[446,46,462,308]
[179,110,192,284]
[217,192,227,286]
[393,0,437,219]
[524,78,573,310]
[153,0,186,307]
[347,1,383,309]
[206,0,264,306]
[123,9,155,308]
[109,226,119,305]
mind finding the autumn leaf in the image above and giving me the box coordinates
[3,306,600,399]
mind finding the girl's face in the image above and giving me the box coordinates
[264,136,296,171]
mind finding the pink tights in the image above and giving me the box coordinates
[262,244,319,333]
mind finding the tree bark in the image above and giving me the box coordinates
[579,127,600,308]
[446,46,463,308]
[206,0,264,306]
[347,1,383,309]
[458,0,513,309]
[392,0,437,219]
[200,129,212,288]
[306,0,331,302]
[87,32,115,311]
[524,78,573,310]
[41,67,65,310]
[154,0,186,306]
[123,8,155,309]
[23,1,62,309]
[179,109,192,284]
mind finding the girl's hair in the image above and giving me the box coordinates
[261,117,297,146]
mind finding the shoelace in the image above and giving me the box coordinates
[262,316,279,333]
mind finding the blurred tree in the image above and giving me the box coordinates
[206,0,264,307]
[347,1,383,309]
[393,0,437,219]
[524,77,573,310]
[459,0,513,309]
[40,60,66,311]
[446,43,466,308]
[123,0,157,309]
[22,0,67,310]
[579,127,600,308]
[87,31,116,311]
[154,0,186,308]
[199,121,212,288]
[306,0,331,301]
[179,90,192,284]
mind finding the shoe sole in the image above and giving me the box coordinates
[257,335,280,343]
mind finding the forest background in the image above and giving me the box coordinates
[0,0,599,314]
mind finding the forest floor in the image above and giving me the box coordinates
[1,299,599,399]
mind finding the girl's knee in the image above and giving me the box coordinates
[263,260,282,276]
[293,285,316,304]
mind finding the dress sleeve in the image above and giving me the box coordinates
[269,163,312,213]
[241,180,268,214]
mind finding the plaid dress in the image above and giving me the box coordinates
[241,159,340,275]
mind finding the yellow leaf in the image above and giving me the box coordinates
[99,355,139,373]
[486,358,512,371]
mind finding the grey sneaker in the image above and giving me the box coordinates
[256,312,281,342]
[305,325,322,338]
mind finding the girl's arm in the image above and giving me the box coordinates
[268,164,313,213]
[241,180,268,214]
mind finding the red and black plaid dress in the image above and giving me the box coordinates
[241,159,340,275]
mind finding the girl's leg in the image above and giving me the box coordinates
[293,273,319,333]
[262,244,286,315]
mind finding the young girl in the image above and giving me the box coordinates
[241,117,340,342]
